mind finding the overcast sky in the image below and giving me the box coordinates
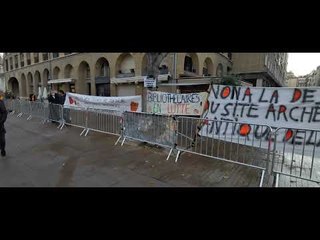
[287,53,320,76]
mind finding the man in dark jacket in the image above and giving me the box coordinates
[57,90,66,105]
[0,91,8,157]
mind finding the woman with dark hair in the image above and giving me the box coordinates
[29,94,37,101]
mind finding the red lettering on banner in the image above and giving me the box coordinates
[291,89,302,103]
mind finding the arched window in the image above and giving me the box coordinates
[116,54,135,77]
[203,58,213,76]
[184,56,193,72]
[216,64,223,77]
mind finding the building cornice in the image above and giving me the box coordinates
[3,53,79,73]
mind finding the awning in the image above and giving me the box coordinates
[111,74,171,84]
[48,78,74,84]
[158,82,210,86]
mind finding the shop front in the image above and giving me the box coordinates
[48,78,75,93]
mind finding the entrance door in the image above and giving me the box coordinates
[96,83,110,96]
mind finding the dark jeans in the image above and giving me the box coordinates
[0,131,5,151]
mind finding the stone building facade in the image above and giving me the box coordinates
[3,53,232,98]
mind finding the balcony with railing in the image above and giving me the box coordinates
[95,76,110,84]
[116,69,135,78]
[182,68,198,77]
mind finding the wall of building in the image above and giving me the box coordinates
[3,53,232,98]
[231,53,266,73]
[305,66,320,87]
[287,78,298,87]
[0,56,5,91]
[231,53,287,86]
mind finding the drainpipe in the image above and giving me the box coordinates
[48,53,52,92]
[173,53,177,93]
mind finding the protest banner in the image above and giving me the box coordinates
[64,92,142,113]
[146,90,208,116]
[200,85,320,155]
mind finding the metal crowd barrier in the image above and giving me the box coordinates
[12,100,21,115]
[60,106,88,135]
[4,99,14,113]
[271,127,320,187]
[7,99,320,187]
[174,116,273,187]
[86,108,122,137]
[17,100,31,119]
[29,101,47,122]
[44,103,64,127]
[120,111,177,160]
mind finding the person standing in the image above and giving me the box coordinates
[48,90,58,123]
[57,90,70,123]
[0,91,8,157]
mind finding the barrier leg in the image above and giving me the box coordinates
[80,128,87,136]
[175,150,181,163]
[121,137,126,146]
[114,136,122,146]
[259,170,265,187]
[59,122,65,130]
[166,148,173,161]
[84,129,90,136]
[274,173,280,187]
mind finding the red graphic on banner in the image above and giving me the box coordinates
[239,124,251,136]
[69,97,75,104]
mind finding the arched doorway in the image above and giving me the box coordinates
[42,68,49,88]
[64,64,75,93]
[27,72,34,96]
[115,54,136,96]
[115,53,135,77]
[34,71,41,95]
[78,61,91,95]
[50,67,61,91]
[94,58,110,96]
[184,53,199,75]
[216,63,223,77]
[203,58,214,76]
[8,77,20,97]
[53,66,60,79]
[21,73,27,97]
[64,64,74,78]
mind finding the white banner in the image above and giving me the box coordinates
[64,92,142,113]
[147,90,208,116]
[200,85,320,155]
